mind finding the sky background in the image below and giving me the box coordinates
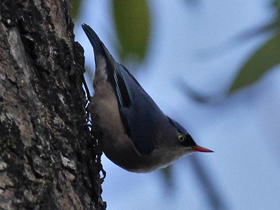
[75,1,280,209]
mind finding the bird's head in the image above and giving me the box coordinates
[167,117,213,153]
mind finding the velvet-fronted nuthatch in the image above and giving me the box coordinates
[82,24,213,173]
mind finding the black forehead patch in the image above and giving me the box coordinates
[184,133,196,146]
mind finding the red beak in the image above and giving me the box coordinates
[192,145,213,153]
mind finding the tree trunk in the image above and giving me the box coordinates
[0,0,106,209]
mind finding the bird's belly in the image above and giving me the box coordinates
[102,134,189,172]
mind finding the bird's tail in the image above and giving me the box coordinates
[82,24,106,60]
[82,24,118,81]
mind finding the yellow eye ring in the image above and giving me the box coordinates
[177,133,186,142]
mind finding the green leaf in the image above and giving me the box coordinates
[71,0,83,19]
[112,0,151,63]
[229,32,280,93]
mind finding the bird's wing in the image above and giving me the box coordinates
[82,24,165,154]
[116,64,166,154]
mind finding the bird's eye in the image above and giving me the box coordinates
[177,133,186,142]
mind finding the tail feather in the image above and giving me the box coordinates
[82,23,117,83]
[82,24,105,60]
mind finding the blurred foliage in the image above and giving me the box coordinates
[161,166,175,189]
[274,0,280,20]
[229,1,280,94]
[229,32,280,93]
[112,0,151,64]
[190,156,231,210]
[71,0,82,19]
[178,80,222,104]
[183,0,200,6]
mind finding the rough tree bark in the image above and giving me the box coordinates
[0,1,106,209]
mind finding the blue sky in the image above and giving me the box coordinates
[75,1,280,209]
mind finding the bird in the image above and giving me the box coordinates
[82,24,213,173]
